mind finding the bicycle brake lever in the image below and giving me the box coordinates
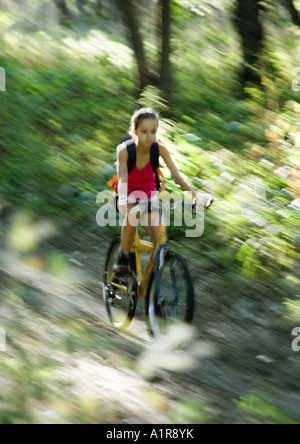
[192,197,214,212]
[205,198,214,209]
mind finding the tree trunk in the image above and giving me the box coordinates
[235,0,263,86]
[285,0,300,26]
[159,0,172,104]
[118,0,150,91]
[96,0,102,17]
[76,0,86,13]
[54,0,70,24]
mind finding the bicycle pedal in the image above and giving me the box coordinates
[105,286,116,300]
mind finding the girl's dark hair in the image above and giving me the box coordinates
[130,108,159,134]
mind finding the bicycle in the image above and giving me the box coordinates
[103,198,212,341]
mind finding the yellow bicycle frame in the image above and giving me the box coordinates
[109,222,168,299]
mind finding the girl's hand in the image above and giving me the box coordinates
[192,197,214,210]
[205,197,214,209]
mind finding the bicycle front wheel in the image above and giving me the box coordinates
[146,247,194,341]
[103,238,137,331]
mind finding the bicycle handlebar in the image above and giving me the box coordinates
[129,196,214,215]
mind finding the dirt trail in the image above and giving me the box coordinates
[0,232,300,424]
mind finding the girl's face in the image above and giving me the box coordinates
[135,118,158,148]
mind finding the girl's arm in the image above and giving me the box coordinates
[159,144,196,200]
[117,145,129,210]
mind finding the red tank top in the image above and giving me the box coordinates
[114,161,157,200]
[128,162,157,199]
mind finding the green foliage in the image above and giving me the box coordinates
[1,0,300,425]
[0,25,136,225]
[283,298,300,324]
[0,282,118,424]
[1,0,299,309]
[235,391,297,424]
[137,86,171,115]
[167,397,211,424]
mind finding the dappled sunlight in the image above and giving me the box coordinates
[62,30,133,67]
[0,271,216,424]
[7,213,56,254]
[137,324,216,380]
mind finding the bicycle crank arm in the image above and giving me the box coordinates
[110,282,128,293]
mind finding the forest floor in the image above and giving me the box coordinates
[0,220,299,424]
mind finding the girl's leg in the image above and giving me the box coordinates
[120,211,137,253]
[149,211,160,243]
[114,203,140,275]
[141,211,160,244]
[117,203,138,253]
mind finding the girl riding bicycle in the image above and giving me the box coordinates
[113,107,204,276]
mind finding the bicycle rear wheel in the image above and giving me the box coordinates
[146,247,194,341]
[103,238,137,331]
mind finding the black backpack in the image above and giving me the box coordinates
[107,137,164,193]
[120,135,161,191]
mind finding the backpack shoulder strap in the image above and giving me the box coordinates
[150,142,159,172]
[126,141,136,174]
[107,137,136,190]
[126,140,159,175]
[150,142,162,192]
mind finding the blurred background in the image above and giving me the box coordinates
[0,0,300,424]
